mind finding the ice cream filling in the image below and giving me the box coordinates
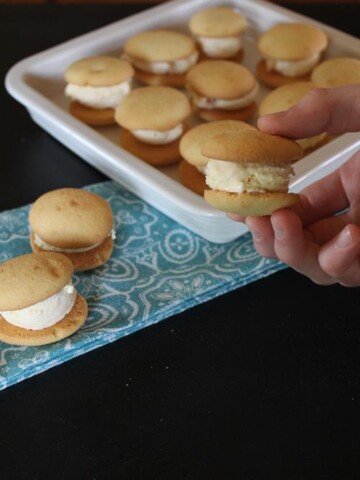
[123,51,199,75]
[192,83,258,111]
[265,52,320,77]
[33,228,116,253]
[65,80,131,109]
[197,36,243,58]
[0,283,76,331]
[132,124,184,145]
[205,160,294,193]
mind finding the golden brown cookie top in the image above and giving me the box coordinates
[258,23,328,61]
[202,130,303,164]
[0,253,74,311]
[115,86,191,131]
[186,61,256,99]
[65,56,134,87]
[189,7,248,38]
[123,30,197,62]
[29,188,113,249]
[311,57,360,87]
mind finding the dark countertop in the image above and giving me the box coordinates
[0,4,359,479]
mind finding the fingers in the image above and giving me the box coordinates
[290,151,360,226]
[258,85,360,138]
[270,210,334,285]
[318,224,360,286]
[307,213,350,245]
[246,217,276,258]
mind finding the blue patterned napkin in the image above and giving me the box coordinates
[0,181,285,390]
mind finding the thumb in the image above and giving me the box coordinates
[258,85,360,139]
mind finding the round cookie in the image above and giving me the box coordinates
[311,57,360,88]
[65,56,134,126]
[180,120,255,171]
[189,7,248,38]
[0,253,87,346]
[29,188,114,271]
[65,56,134,87]
[202,130,303,164]
[204,190,299,215]
[115,86,191,131]
[187,60,255,99]
[0,253,74,311]
[120,129,182,166]
[123,30,198,87]
[259,82,328,151]
[256,59,311,88]
[69,102,116,127]
[258,23,328,61]
[179,160,207,196]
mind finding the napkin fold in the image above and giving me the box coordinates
[0,181,285,390]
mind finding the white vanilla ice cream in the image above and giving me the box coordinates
[33,228,116,253]
[65,80,131,109]
[193,83,258,111]
[123,51,199,75]
[0,283,76,331]
[197,36,242,58]
[266,52,320,77]
[205,160,294,193]
[132,124,184,145]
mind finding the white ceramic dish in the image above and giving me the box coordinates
[5,0,360,243]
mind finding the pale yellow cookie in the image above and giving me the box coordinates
[204,190,299,215]
[187,60,256,99]
[65,56,134,87]
[115,86,191,131]
[258,23,328,61]
[311,57,360,88]
[123,30,196,63]
[69,101,116,126]
[0,253,74,311]
[202,130,303,164]
[189,7,248,38]
[29,188,114,271]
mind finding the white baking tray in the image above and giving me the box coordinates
[5,0,360,243]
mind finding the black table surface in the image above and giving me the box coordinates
[0,4,359,479]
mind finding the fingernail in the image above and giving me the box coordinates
[336,227,352,249]
[271,220,284,239]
